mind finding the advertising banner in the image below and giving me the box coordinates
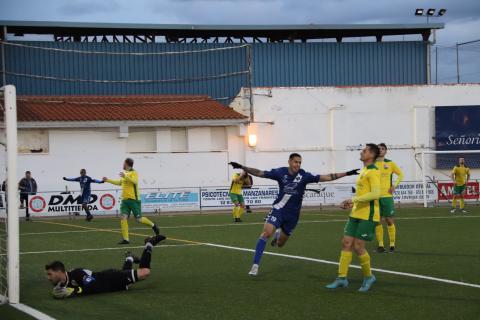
[437,181,479,201]
[435,106,480,168]
[200,186,278,208]
[393,182,437,202]
[303,184,355,205]
[201,184,354,208]
[28,191,117,216]
[140,188,200,212]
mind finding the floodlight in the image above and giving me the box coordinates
[415,8,424,16]
[437,9,447,16]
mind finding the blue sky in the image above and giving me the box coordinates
[1,0,479,83]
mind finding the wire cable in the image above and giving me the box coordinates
[0,41,250,56]
[5,70,249,84]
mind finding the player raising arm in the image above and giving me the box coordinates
[451,157,470,214]
[46,234,165,299]
[229,170,252,222]
[103,158,160,244]
[375,143,404,253]
[229,153,359,277]
[326,143,381,292]
[63,169,104,222]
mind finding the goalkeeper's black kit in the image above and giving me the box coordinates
[60,240,156,298]
[64,267,138,296]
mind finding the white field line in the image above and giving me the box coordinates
[20,217,480,289]
[22,214,480,236]
[203,243,480,289]
[10,303,56,320]
[0,243,199,256]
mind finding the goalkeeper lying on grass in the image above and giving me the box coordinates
[45,234,165,299]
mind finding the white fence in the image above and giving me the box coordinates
[1,179,478,218]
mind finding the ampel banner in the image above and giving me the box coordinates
[437,182,479,201]
[28,191,117,216]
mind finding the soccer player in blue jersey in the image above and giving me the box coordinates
[63,169,104,221]
[229,153,359,276]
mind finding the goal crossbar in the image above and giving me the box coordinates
[416,150,480,208]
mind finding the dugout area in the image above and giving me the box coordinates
[1,207,479,320]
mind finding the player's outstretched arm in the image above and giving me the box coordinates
[63,177,80,182]
[92,178,104,184]
[319,169,359,182]
[102,177,121,185]
[229,162,265,178]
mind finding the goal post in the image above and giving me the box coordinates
[0,84,19,304]
[416,150,480,208]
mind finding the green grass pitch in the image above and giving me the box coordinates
[1,207,480,320]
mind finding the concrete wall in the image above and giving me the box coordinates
[233,84,480,185]
[2,84,480,192]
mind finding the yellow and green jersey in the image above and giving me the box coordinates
[452,165,470,186]
[376,159,404,198]
[106,169,140,201]
[350,164,381,222]
[229,173,244,195]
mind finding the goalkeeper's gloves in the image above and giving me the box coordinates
[52,284,75,299]
[346,169,360,176]
[228,162,243,169]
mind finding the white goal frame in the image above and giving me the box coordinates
[417,150,480,208]
[0,85,19,304]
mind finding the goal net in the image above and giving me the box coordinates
[415,150,480,208]
[0,85,19,305]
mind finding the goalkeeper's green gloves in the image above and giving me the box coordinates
[52,284,76,299]
[228,162,243,169]
[346,169,360,176]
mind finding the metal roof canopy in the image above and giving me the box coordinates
[0,20,444,43]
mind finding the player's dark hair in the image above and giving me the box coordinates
[289,153,302,160]
[45,261,65,272]
[366,143,380,160]
[25,171,31,174]
[80,169,86,173]
[378,143,387,150]
[125,158,134,168]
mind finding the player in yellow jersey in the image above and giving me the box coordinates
[374,143,404,253]
[450,157,470,214]
[229,171,252,222]
[103,158,160,244]
[326,143,381,292]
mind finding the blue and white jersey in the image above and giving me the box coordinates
[264,167,320,214]
[64,176,103,196]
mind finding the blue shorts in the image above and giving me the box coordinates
[265,208,299,236]
[81,193,91,204]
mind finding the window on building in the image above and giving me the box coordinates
[210,127,227,151]
[127,128,157,153]
[171,128,188,152]
[18,129,49,154]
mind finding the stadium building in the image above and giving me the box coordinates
[0,21,478,208]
